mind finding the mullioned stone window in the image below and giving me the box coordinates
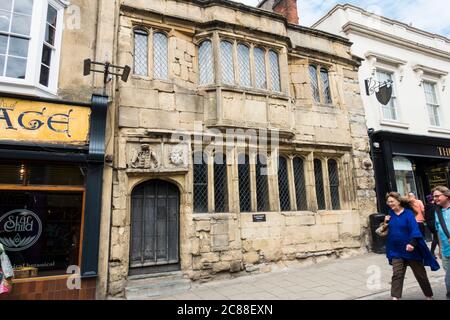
[309,64,333,105]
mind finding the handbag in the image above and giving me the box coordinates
[375,221,388,237]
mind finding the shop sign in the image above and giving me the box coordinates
[252,214,266,222]
[437,147,450,157]
[0,209,42,251]
[0,97,91,145]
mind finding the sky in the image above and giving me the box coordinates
[232,0,450,38]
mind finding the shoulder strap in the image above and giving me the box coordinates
[436,206,450,240]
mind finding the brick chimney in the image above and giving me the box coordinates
[272,0,299,24]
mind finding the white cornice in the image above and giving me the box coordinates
[342,22,450,62]
[412,64,448,78]
[365,51,407,66]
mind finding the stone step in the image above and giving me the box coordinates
[125,272,191,300]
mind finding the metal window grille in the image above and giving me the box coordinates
[153,32,168,79]
[423,82,440,126]
[320,68,332,104]
[220,40,234,85]
[134,29,148,76]
[278,156,290,211]
[198,40,214,85]
[193,152,208,213]
[256,154,269,212]
[314,159,325,210]
[376,70,397,120]
[237,44,251,87]
[214,153,228,213]
[254,47,266,89]
[328,159,341,210]
[238,154,251,212]
[269,50,281,92]
[293,157,307,211]
[309,65,320,103]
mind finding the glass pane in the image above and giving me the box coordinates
[0,10,12,32]
[39,64,49,86]
[214,153,228,213]
[5,56,26,79]
[0,191,83,277]
[278,156,290,211]
[423,82,437,105]
[254,47,266,89]
[220,40,234,85]
[269,50,281,92]
[256,154,269,212]
[46,5,57,26]
[8,36,28,57]
[320,68,332,104]
[45,25,56,45]
[0,162,25,184]
[309,65,320,103]
[14,0,33,15]
[237,44,250,87]
[133,30,148,76]
[0,54,4,76]
[0,0,13,11]
[0,35,7,54]
[153,32,168,79]
[314,159,325,210]
[11,13,31,36]
[293,157,307,211]
[27,163,85,185]
[198,40,214,85]
[328,159,340,210]
[41,44,51,66]
[238,154,251,212]
[193,153,208,213]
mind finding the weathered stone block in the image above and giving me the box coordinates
[243,251,260,264]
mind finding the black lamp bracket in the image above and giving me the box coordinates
[83,59,131,95]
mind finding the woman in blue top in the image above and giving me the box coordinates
[384,192,440,300]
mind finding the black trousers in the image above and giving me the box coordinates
[391,258,433,298]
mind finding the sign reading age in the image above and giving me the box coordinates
[0,97,91,145]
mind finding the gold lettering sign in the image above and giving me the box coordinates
[0,97,90,145]
[437,147,450,157]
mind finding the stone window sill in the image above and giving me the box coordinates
[379,120,410,129]
[428,127,450,135]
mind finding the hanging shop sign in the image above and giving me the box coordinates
[0,209,43,252]
[0,97,91,145]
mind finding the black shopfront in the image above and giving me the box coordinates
[0,93,108,299]
[369,130,450,214]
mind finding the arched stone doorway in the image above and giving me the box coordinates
[129,179,180,275]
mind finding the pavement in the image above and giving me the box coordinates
[153,252,448,300]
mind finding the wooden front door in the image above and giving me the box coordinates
[129,180,180,274]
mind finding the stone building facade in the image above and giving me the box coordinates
[104,0,377,298]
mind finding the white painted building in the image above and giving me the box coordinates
[312,4,450,211]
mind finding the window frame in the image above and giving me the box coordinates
[422,80,441,127]
[198,39,215,86]
[376,68,398,121]
[0,0,65,97]
[132,27,149,76]
[152,30,169,80]
[309,63,333,105]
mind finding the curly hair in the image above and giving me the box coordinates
[386,191,411,208]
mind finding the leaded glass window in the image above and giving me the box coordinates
[256,154,269,212]
[278,156,290,211]
[220,40,234,85]
[314,159,325,210]
[293,157,307,211]
[423,81,440,126]
[238,154,251,212]
[254,47,266,89]
[133,28,148,76]
[214,153,228,213]
[269,50,281,92]
[320,68,332,104]
[328,159,340,210]
[237,43,251,87]
[193,152,208,213]
[198,40,214,85]
[153,32,168,79]
[309,65,320,103]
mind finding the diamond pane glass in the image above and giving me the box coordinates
[238,154,251,212]
[254,47,266,89]
[269,50,281,92]
[154,32,168,79]
[193,152,208,213]
[199,40,214,85]
[377,70,397,120]
[220,41,234,85]
[293,157,307,211]
[314,159,325,210]
[214,153,228,213]
[309,65,320,103]
[256,154,269,212]
[278,156,290,211]
[328,159,340,210]
[134,29,148,76]
[320,68,332,104]
[237,44,251,87]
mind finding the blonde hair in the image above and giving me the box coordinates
[431,186,450,198]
